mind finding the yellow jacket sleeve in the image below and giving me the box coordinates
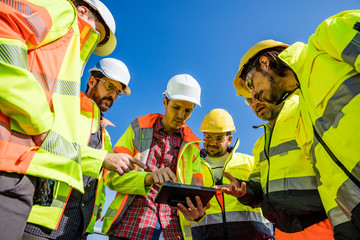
[0,4,56,135]
[310,10,360,71]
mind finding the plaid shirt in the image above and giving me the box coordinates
[111,118,183,240]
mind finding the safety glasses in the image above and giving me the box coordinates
[245,97,253,106]
[245,66,256,92]
[96,78,123,97]
[204,134,229,143]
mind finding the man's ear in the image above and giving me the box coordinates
[227,135,233,146]
[76,5,90,19]
[162,97,168,109]
[88,76,97,90]
[259,56,270,70]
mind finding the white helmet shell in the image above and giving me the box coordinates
[83,0,117,56]
[89,58,131,95]
[163,74,201,106]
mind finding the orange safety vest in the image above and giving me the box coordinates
[0,0,100,191]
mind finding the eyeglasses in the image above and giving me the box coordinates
[96,78,123,97]
[245,66,256,92]
[245,98,253,106]
[204,134,229,143]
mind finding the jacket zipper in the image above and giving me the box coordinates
[206,162,228,239]
[263,123,281,220]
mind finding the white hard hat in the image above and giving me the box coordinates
[83,0,117,56]
[163,74,201,106]
[89,58,131,95]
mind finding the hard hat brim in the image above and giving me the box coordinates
[111,80,131,95]
[94,30,117,56]
[163,92,201,107]
[233,40,289,98]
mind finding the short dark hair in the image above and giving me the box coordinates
[85,71,105,94]
[241,46,289,80]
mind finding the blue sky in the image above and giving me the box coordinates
[86,1,359,238]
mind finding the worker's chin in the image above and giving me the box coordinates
[99,103,111,112]
[207,150,221,157]
[172,121,183,129]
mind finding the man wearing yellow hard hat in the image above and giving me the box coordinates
[229,44,335,238]
[228,9,360,239]
[190,108,274,240]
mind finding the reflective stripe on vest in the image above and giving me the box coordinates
[328,205,352,227]
[27,95,110,232]
[0,42,27,68]
[342,31,360,66]
[314,74,360,138]
[310,73,360,219]
[259,140,300,163]
[0,119,34,147]
[313,73,360,176]
[249,172,261,181]
[0,0,99,192]
[191,211,266,227]
[277,13,360,227]
[264,176,318,193]
[197,145,273,238]
[102,114,202,235]
[0,0,48,43]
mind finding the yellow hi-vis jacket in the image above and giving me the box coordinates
[278,10,360,228]
[101,113,203,239]
[0,0,101,192]
[238,93,329,234]
[190,140,274,240]
[27,92,111,234]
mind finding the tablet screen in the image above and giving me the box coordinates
[154,182,216,208]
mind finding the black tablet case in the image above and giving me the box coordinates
[154,182,217,208]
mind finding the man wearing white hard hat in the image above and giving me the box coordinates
[23,58,147,240]
[0,0,118,239]
[102,74,208,240]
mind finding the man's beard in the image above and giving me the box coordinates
[254,69,284,121]
[255,102,282,121]
[259,69,287,105]
[206,145,224,157]
[98,97,113,111]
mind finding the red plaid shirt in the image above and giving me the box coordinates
[111,118,183,240]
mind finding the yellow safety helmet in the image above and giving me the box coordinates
[233,40,289,98]
[199,108,236,133]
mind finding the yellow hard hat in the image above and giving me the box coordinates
[233,40,289,98]
[199,108,236,133]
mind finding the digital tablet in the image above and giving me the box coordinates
[154,182,217,208]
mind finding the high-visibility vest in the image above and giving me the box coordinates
[0,0,100,192]
[251,93,329,233]
[278,10,360,228]
[190,140,274,240]
[102,113,203,239]
[27,92,111,234]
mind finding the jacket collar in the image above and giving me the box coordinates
[137,113,200,143]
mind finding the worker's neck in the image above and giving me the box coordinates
[283,70,298,92]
